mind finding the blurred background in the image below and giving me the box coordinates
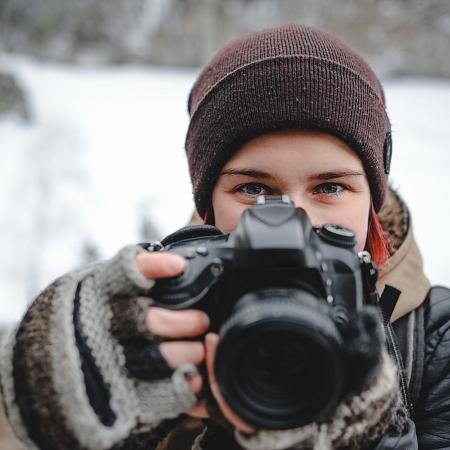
[1,0,450,325]
[0,2,450,446]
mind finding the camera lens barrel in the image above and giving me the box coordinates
[215,288,345,429]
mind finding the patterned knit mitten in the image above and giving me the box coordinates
[0,245,198,450]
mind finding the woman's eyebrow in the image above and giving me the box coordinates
[220,168,365,180]
[220,168,274,179]
[308,170,366,180]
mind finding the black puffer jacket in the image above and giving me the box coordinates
[414,285,450,449]
[371,285,450,450]
[375,190,450,449]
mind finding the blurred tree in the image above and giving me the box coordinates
[79,240,101,265]
[0,73,31,121]
[0,0,449,76]
[14,122,87,300]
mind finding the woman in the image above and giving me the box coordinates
[1,24,449,450]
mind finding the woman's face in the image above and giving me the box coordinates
[212,130,371,251]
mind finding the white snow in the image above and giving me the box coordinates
[0,55,449,324]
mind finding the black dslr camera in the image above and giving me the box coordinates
[150,195,381,429]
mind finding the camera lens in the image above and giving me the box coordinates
[214,288,345,429]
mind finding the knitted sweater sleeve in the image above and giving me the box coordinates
[0,245,198,450]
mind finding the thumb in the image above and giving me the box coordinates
[205,333,256,434]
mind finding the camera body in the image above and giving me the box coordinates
[150,195,379,429]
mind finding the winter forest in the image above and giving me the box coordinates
[1,0,450,324]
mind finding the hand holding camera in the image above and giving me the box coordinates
[133,242,256,434]
[135,252,208,396]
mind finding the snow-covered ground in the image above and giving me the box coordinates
[1,55,449,324]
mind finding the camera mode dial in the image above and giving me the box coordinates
[320,224,356,248]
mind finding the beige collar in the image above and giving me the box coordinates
[376,220,430,322]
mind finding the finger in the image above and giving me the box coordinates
[205,333,256,434]
[160,341,205,368]
[125,342,206,383]
[124,343,173,381]
[135,252,185,280]
[187,399,209,419]
[147,307,210,338]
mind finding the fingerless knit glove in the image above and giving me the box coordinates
[194,308,408,450]
[0,245,198,450]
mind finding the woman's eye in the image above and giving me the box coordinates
[235,183,270,196]
[314,183,345,196]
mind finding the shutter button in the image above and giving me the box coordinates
[196,245,208,256]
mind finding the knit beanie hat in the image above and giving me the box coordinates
[185,24,392,217]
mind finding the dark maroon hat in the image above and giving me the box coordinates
[186,24,392,217]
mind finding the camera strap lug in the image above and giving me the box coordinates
[139,241,164,251]
[358,251,379,306]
